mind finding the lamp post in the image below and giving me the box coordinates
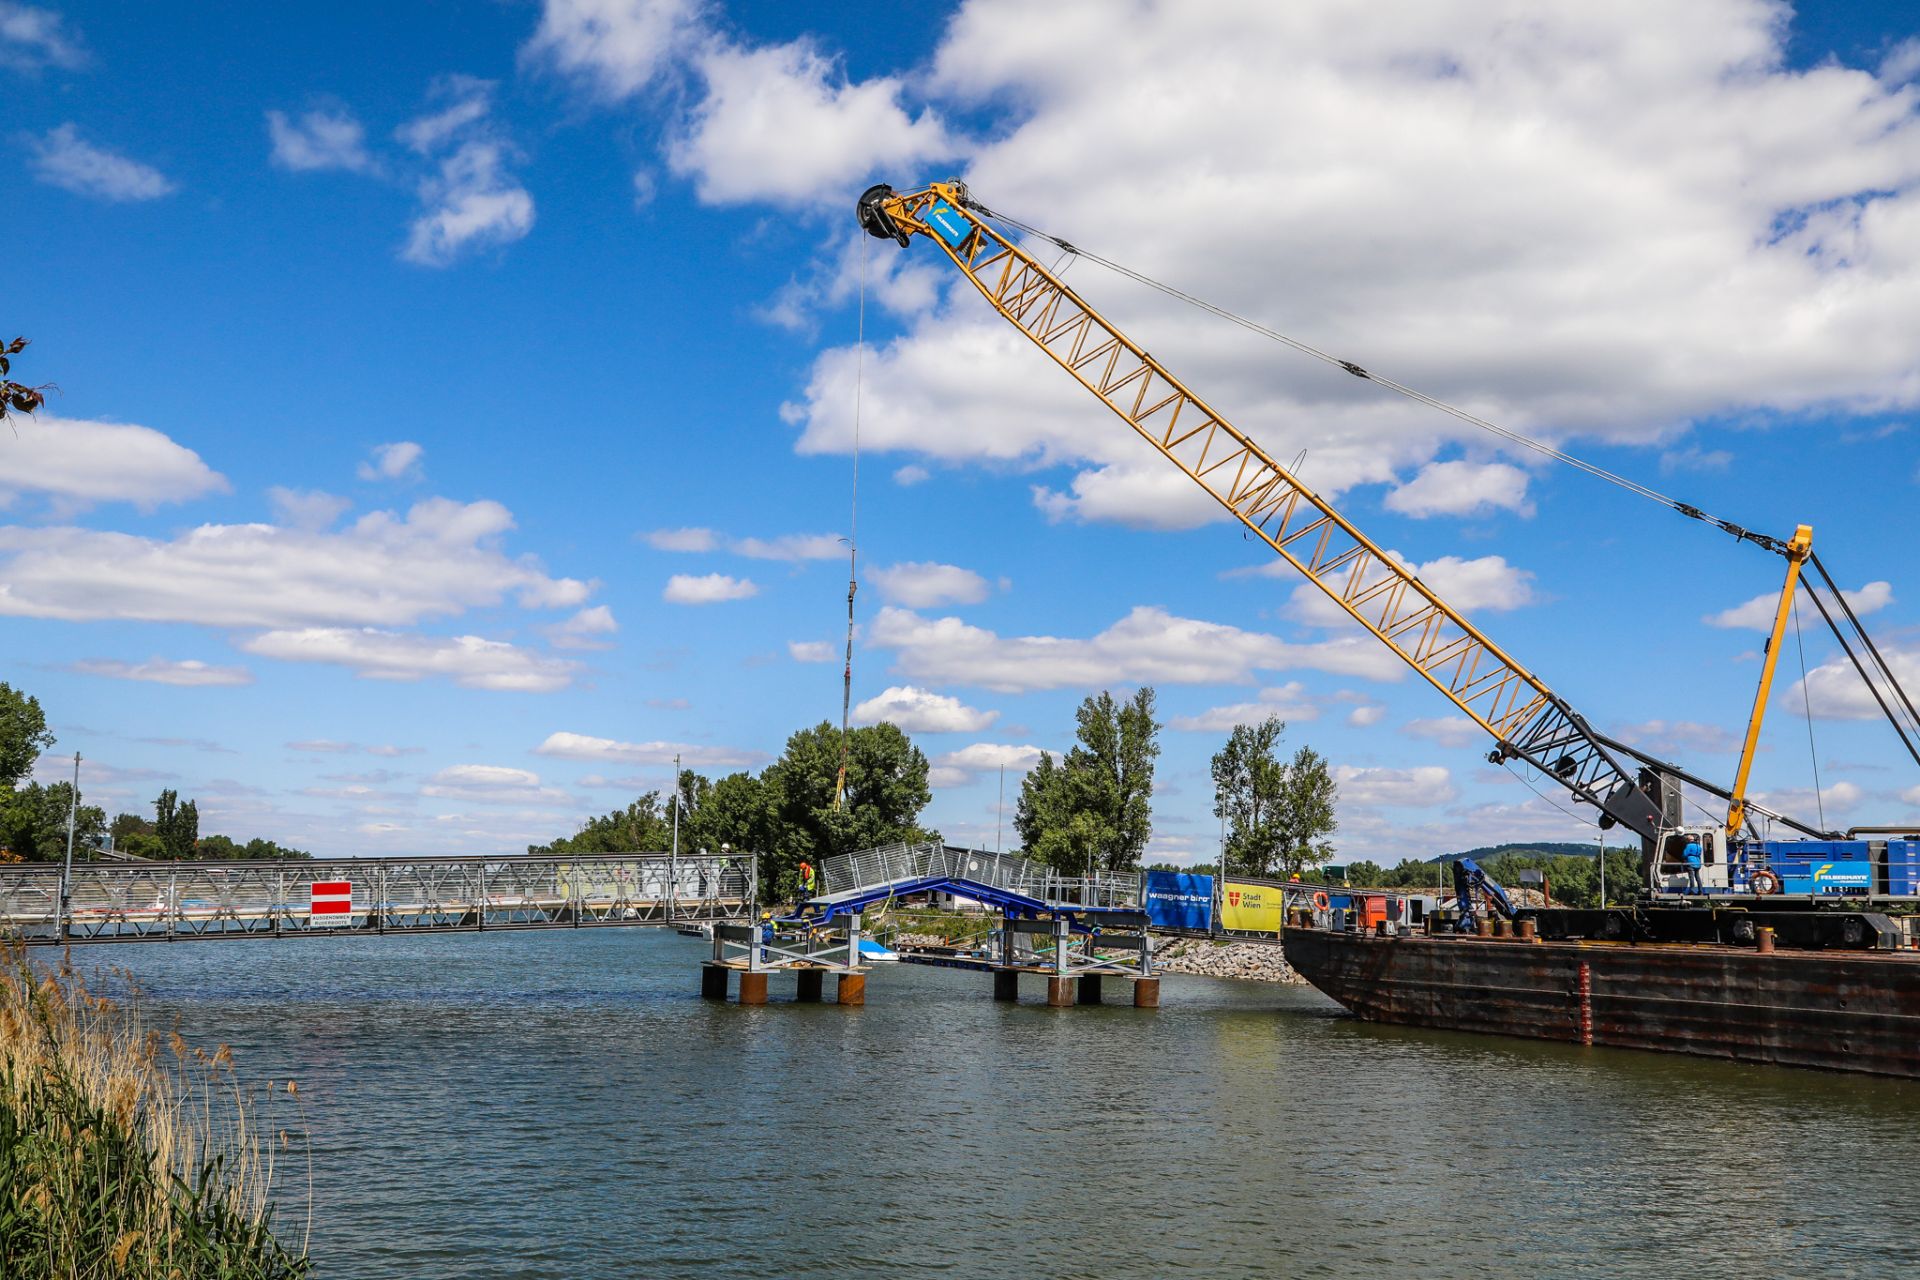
[668,752,681,921]
[60,753,80,939]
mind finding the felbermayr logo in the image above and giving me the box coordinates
[1813,863,1835,882]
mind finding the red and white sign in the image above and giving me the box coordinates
[310,879,354,926]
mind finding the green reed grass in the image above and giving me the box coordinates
[0,942,310,1277]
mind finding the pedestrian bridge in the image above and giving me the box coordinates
[0,852,752,945]
[796,842,1143,923]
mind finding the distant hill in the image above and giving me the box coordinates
[1432,841,1635,863]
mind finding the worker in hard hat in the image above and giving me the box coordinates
[797,859,817,900]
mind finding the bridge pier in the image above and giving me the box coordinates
[1046,976,1076,1007]
[837,973,866,1005]
[1133,977,1161,1008]
[738,971,769,1005]
[1077,974,1104,1004]
[700,963,729,1000]
[993,969,1020,1001]
[796,970,824,1003]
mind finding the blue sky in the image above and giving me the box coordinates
[6,0,1920,862]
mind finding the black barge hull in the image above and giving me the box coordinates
[1282,928,1920,1078]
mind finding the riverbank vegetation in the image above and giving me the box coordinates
[0,944,310,1276]
[1,682,311,862]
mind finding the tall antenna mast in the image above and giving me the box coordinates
[834,239,868,810]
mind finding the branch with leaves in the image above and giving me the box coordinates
[1,336,52,425]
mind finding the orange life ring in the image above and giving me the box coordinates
[1311,890,1331,912]
[1750,869,1782,896]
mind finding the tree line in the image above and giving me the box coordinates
[1344,846,1643,909]
[1,682,309,862]
[1014,692,1341,881]
[529,721,938,902]
[531,689,1345,899]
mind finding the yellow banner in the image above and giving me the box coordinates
[1221,881,1285,933]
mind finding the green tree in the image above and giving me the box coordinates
[0,782,104,862]
[0,682,54,790]
[1014,688,1161,875]
[1210,715,1292,878]
[1270,744,1338,879]
[760,721,936,896]
[530,793,674,855]
[110,812,155,846]
[153,789,200,859]
[684,771,774,858]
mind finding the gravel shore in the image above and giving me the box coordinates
[1150,935,1305,984]
[891,929,1306,985]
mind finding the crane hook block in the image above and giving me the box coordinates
[858,184,909,246]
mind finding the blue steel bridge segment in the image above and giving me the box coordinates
[789,875,1146,930]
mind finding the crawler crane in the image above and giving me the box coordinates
[858,180,1920,912]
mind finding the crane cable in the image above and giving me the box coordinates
[968,199,1792,557]
[1791,595,1828,831]
[833,237,867,810]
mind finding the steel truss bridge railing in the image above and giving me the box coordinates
[817,843,1142,911]
[0,853,754,946]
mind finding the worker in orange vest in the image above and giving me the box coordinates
[797,859,817,900]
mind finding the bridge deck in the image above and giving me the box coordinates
[0,852,751,946]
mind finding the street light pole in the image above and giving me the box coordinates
[60,752,80,939]
[669,752,681,921]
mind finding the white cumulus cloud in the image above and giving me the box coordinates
[1168,683,1320,733]
[240,628,579,692]
[1706,580,1892,631]
[267,107,373,173]
[29,124,173,201]
[869,604,1404,693]
[398,79,534,267]
[788,640,835,663]
[1333,764,1458,807]
[68,657,253,687]
[0,416,226,512]
[854,685,998,733]
[533,730,762,768]
[868,561,992,608]
[0,497,589,628]
[1383,461,1535,519]
[357,441,424,482]
[669,37,956,207]
[547,604,618,650]
[422,764,571,806]
[663,572,756,604]
[0,2,86,70]
[521,0,708,101]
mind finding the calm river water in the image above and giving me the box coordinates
[72,928,1920,1279]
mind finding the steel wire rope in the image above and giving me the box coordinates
[968,200,1790,555]
[1791,593,1828,830]
[1795,572,1920,770]
[1810,552,1920,750]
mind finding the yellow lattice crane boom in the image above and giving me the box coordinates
[859,179,1681,843]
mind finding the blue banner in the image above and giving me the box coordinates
[1144,870,1214,931]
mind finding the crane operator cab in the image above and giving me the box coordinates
[1649,825,1729,897]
